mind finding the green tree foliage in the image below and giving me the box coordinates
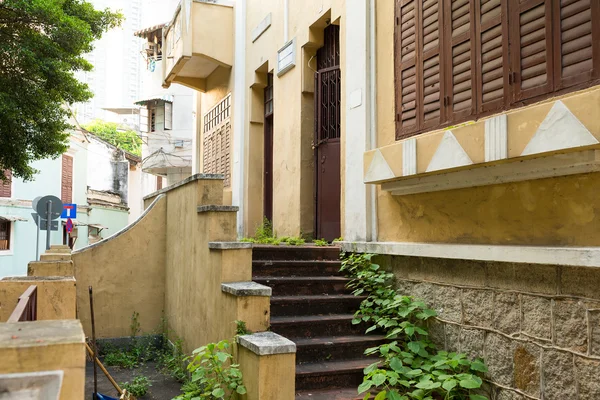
[0,0,122,180]
[84,120,142,156]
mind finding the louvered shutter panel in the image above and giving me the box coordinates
[164,102,173,130]
[395,0,418,139]
[0,170,11,198]
[139,106,149,133]
[510,0,554,103]
[419,0,444,130]
[61,155,73,204]
[444,0,476,122]
[476,0,509,112]
[553,0,600,89]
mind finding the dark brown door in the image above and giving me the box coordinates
[314,25,341,241]
[264,73,274,222]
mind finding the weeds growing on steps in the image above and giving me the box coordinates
[341,253,489,400]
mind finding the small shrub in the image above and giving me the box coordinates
[157,338,187,383]
[332,236,344,242]
[104,350,139,369]
[175,340,246,400]
[235,320,251,336]
[280,236,305,246]
[121,375,151,397]
[314,238,328,246]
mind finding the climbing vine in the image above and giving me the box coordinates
[341,253,489,400]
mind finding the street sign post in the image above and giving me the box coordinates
[34,195,63,251]
[66,218,74,234]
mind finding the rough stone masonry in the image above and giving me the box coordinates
[376,255,600,400]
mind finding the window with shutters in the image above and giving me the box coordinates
[157,176,163,190]
[0,219,10,250]
[61,155,73,204]
[203,95,232,187]
[0,170,11,198]
[394,0,600,140]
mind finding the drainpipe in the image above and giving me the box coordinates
[283,0,289,43]
[368,0,378,242]
[232,0,247,237]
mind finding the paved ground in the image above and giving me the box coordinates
[85,360,182,400]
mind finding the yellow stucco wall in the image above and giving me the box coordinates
[28,261,74,277]
[243,0,346,238]
[72,196,167,338]
[0,320,85,400]
[238,349,296,400]
[0,277,77,322]
[373,1,600,246]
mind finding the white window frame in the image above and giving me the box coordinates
[0,220,14,256]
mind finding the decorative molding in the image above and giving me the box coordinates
[382,149,600,196]
[522,101,598,156]
[251,13,272,43]
[277,38,296,77]
[402,138,417,176]
[485,115,508,162]
[426,131,473,172]
[364,149,394,182]
[340,241,600,268]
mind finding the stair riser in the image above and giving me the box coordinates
[271,320,365,339]
[296,341,385,363]
[253,262,342,277]
[271,298,364,317]
[255,280,351,296]
[253,246,341,261]
[296,370,364,392]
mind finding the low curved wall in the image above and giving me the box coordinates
[72,195,167,338]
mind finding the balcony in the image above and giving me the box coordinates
[162,0,234,91]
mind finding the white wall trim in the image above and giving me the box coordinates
[368,0,377,242]
[381,148,600,196]
[341,241,600,268]
[251,13,271,43]
[232,0,247,237]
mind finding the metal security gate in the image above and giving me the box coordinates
[314,24,341,241]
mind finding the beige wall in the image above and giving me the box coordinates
[0,277,77,322]
[238,349,296,400]
[243,0,345,238]
[373,0,600,246]
[0,320,86,400]
[72,195,167,338]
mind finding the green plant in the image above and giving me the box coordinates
[176,340,246,400]
[241,218,282,244]
[314,238,329,246]
[157,338,188,383]
[341,253,488,400]
[121,375,151,397]
[235,320,251,336]
[280,236,306,246]
[103,350,139,369]
[333,237,344,242]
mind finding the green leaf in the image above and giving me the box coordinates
[388,391,408,400]
[442,379,457,391]
[372,372,387,386]
[390,357,404,372]
[364,362,379,374]
[374,391,387,400]
[211,388,225,398]
[470,360,488,373]
[469,395,488,400]
[459,376,483,389]
[236,385,247,394]
[407,341,421,354]
[358,380,374,394]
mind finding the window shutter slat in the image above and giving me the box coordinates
[420,0,444,130]
[0,170,11,198]
[553,0,598,89]
[139,106,149,133]
[164,102,173,130]
[61,155,73,204]
[511,0,554,103]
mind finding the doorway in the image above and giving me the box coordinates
[264,73,274,222]
[314,24,341,241]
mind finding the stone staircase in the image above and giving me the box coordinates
[252,245,383,399]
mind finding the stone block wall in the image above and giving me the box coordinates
[380,255,600,400]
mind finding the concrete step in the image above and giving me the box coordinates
[270,314,365,338]
[294,335,387,363]
[252,260,343,277]
[270,294,366,317]
[252,245,341,261]
[253,276,351,296]
[295,358,380,392]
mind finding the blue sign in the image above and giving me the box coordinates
[60,204,77,219]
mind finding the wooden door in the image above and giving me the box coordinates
[315,25,341,241]
[264,73,274,222]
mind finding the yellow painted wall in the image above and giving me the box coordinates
[238,349,296,400]
[0,320,86,400]
[0,277,77,322]
[243,0,345,238]
[72,196,167,338]
[374,1,600,246]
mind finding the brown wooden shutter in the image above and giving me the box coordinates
[510,0,554,103]
[444,0,477,122]
[419,0,444,130]
[475,0,510,112]
[156,176,163,190]
[0,170,11,198]
[552,0,600,89]
[395,0,419,138]
[61,155,73,204]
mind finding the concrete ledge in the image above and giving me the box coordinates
[221,282,271,297]
[197,205,239,213]
[237,332,296,355]
[341,241,600,268]
[143,173,224,201]
[209,242,253,250]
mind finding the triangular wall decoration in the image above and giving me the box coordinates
[426,131,473,172]
[522,100,598,156]
[364,149,395,182]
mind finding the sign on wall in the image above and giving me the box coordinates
[277,38,296,77]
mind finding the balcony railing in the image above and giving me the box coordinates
[7,285,38,322]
